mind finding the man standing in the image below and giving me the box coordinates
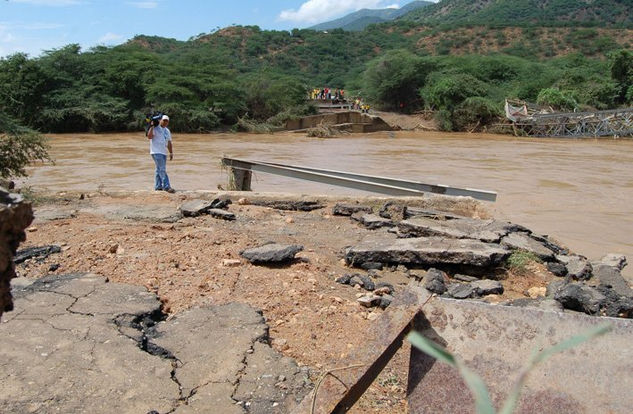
[147,115,175,193]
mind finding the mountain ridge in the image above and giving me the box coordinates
[308,1,432,31]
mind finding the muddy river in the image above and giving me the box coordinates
[22,131,633,279]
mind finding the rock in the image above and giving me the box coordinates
[221,259,242,267]
[378,201,405,220]
[360,261,383,271]
[179,199,215,217]
[208,209,236,221]
[398,217,526,243]
[471,279,504,296]
[210,198,232,210]
[240,244,303,264]
[285,217,294,224]
[404,207,467,220]
[237,197,250,205]
[599,254,627,271]
[447,283,477,299]
[594,264,633,298]
[345,234,510,269]
[423,268,447,295]
[500,232,555,261]
[351,213,394,230]
[374,287,392,296]
[546,262,568,277]
[108,243,119,254]
[357,295,381,308]
[349,274,375,291]
[14,245,61,264]
[379,294,394,309]
[0,187,33,318]
[251,200,324,211]
[374,282,395,295]
[527,286,547,299]
[453,274,478,282]
[49,263,60,272]
[554,283,606,315]
[562,255,593,280]
[595,285,633,318]
[335,274,352,285]
[447,279,503,299]
[546,279,568,297]
[332,203,372,217]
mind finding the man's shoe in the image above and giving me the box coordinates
[155,188,164,191]
[165,187,176,193]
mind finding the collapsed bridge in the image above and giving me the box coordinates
[505,99,633,138]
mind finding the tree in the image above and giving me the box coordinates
[610,49,633,104]
[0,112,51,179]
[362,50,435,112]
[536,88,577,111]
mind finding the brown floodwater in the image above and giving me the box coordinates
[21,131,633,279]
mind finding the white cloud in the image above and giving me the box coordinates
[11,0,82,6]
[126,1,158,9]
[278,0,399,24]
[98,32,123,43]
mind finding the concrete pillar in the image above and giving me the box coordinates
[228,168,252,191]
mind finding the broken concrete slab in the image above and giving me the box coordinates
[345,234,510,269]
[240,243,304,264]
[404,207,468,221]
[398,216,526,243]
[180,198,232,218]
[594,264,633,297]
[409,296,633,414]
[351,213,394,230]
[554,282,606,315]
[331,203,372,216]
[251,200,324,212]
[0,273,311,414]
[500,232,555,261]
[208,208,236,221]
[14,245,61,264]
[180,199,216,217]
[558,255,593,280]
[598,253,627,271]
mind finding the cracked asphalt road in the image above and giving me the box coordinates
[0,273,311,413]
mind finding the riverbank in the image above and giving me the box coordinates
[7,189,630,412]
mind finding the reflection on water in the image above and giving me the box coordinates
[23,131,633,278]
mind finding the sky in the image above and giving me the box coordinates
[0,0,438,58]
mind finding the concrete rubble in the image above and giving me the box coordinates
[240,243,304,264]
[339,201,632,319]
[0,273,311,413]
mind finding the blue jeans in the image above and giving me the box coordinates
[151,154,171,190]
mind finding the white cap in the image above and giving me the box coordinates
[161,115,170,121]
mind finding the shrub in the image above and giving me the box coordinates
[536,88,578,111]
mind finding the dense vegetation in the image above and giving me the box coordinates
[1,0,633,136]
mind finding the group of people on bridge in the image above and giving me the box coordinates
[309,87,371,113]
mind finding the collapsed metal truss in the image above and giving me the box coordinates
[506,101,633,138]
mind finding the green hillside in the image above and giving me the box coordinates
[402,0,633,27]
[2,0,633,135]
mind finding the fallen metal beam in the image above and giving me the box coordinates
[221,158,497,202]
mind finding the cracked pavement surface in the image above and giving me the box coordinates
[0,273,311,413]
